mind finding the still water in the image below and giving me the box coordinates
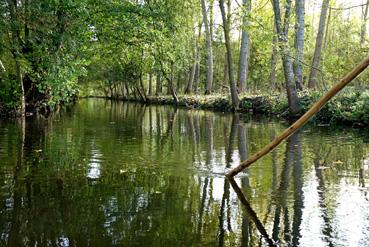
[1,99,369,247]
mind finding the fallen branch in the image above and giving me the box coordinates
[226,55,369,178]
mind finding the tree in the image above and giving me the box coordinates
[6,0,25,115]
[360,0,369,45]
[237,0,251,93]
[1,0,90,114]
[201,0,214,94]
[308,0,330,89]
[219,0,240,110]
[269,24,278,89]
[294,0,305,91]
[271,0,300,115]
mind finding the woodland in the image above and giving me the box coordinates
[0,0,369,123]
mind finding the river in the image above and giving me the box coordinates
[1,99,369,246]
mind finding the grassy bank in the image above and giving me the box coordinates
[97,90,369,126]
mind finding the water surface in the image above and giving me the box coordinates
[1,99,369,246]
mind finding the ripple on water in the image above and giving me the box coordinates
[86,149,104,179]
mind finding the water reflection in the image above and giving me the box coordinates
[87,149,103,180]
[229,178,277,247]
[0,99,369,246]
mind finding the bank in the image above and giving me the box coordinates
[90,90,369,126]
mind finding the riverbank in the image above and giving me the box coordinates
[2,89,368,126]
[85,90,369,126]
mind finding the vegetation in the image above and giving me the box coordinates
[1,0,369,122]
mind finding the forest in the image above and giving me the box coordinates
[0,0,368,124]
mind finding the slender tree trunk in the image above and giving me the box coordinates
[148,73,153,96]
[185,63,196,94]
[361,0,369,45]
[124,83,130,97]
[270,24,278,90]
[176,71,182,94]
[290,132,303,247]
[156,73,162,96]
[323,7,331,49]
[193,62,200,94]
[166,81,171,95]
[139,74,147,102]
[16,60,25,115]
[201,0,214,94]
[272,0,300,115]
[193,23,202,94]
[219,0,240,111]
[294,0,305,91]
[161,62,178,104]
[308,0,329,89]
[0,59,5,73]
[223,52,228,86]
[237,0,251,92]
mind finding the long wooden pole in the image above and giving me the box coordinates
[226,55,369,178]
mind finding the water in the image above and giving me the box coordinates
[0,99,369,246]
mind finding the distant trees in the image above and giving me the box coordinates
[1,0,369,116]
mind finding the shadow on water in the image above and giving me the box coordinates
[1,99,369,246]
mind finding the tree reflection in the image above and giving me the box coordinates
[229,178,277,247]
[218,114,239,246]
[1,100,369,246]
[313,146,334,247]
[291,132,303,247]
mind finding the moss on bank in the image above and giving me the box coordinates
[106,90,369,126]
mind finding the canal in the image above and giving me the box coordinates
[1,99,369,246]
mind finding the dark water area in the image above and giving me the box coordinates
[1,99,369,246]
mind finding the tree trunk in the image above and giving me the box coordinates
[156,73,162,96]
[16,60,25,115]
[308,0,329,89]
[360,0,369,45]
[237,0,251,93]
[219,0,240,111]
[160,62,178,104]
[139,74,147,102]
[176,71,182,94]
[194,21,202,95]
[166,80,171,95]
[193,62,200,94]
[148,73,153,96]
[223,52,228,86]
[323,6,331,49]
[270,24,278,90]
[272,0,300,115]
[168,64,179,104]
[201,0,214,94]
[124,83,130,97]
[185,62,196,94]
[293,0,305,91]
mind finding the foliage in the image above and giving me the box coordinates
[0,0,90,112]
[136,90,369,126]
[1,0,369,118]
